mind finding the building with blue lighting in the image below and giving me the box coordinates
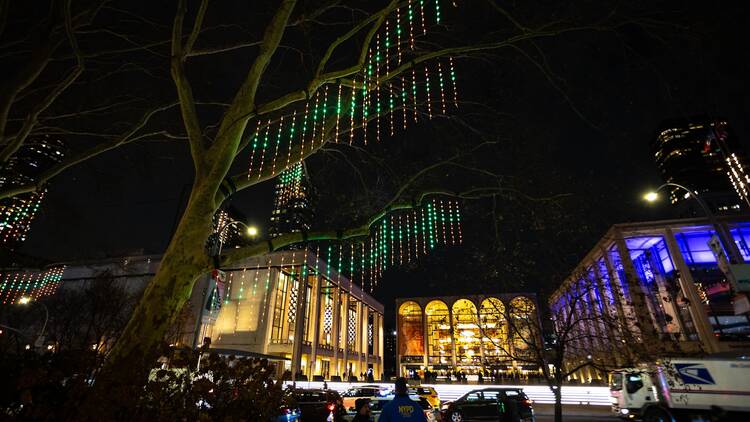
[550,216,750,383]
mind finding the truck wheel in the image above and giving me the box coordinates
[449,411,464,422]
[642,406,676,422]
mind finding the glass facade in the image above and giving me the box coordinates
[397,301,424,359]
[425,300,451,365]
[479,298,508,366]
[397,295,539,375]
[551,219,750,383]
[453,299,481,367]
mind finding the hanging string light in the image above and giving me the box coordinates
[255,119,272,180]
[424,64,433,119]
[449,56,458,108]
[319,84,329,148]
[375,33,382,143]
[270,115,284,175]
[396,7,402,64]
[247,120,262,179]
[300,100,310,160]
[349,79,358,145]
[401,77,408,130]
[434,0,441,24]
[285,110,297,169]
[310,90,321,152]
[454,200,463,244]
[420,0,427,34]
[438,61,447,115]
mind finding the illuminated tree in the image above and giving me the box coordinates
[0,1,656,412]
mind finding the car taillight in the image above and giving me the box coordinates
[523,399,533,406]
[327,404,336,411]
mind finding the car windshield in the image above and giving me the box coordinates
[414,387,433,395]
[609,373,623,391]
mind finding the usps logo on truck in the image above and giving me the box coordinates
[674,363,716,385]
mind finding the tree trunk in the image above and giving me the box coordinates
[81,182,216,418]
[553,386,563,422]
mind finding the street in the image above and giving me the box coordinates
[532,404,619,422]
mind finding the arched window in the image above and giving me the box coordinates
[398,301,424,357]
[479,297,508,364]
[425,300,451,365]
[452,299,480,366]
[509,296,536,353]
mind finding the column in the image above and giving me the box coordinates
[599,245,631,337]
[356,300,363,378]
[308,275,322,378]
[664,228,720,353]
[378,313,384,380]
[612,228,661,349]
[448,303,458,370]
[592,260,624,366]
[291,265,308,376]
[422,305,429,369]
[342,293,351,379]
[362,306,370,374]
[331,287,341,376]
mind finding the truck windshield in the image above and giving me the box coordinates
[609,373,623,391]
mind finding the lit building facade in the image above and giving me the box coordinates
[192,250,384,380]
[0,137,65,249]
[269,162,314,239]
[653,117,750,211]
[550,216,750,383]
[395,294,540,377]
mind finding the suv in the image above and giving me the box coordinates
[440,388,534,422]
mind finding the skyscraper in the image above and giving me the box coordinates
[652,117,749,212]
[269,162,314,238]
[0,137,65,250]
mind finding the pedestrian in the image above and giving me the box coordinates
[377,377,427,421]
[352,398,372,422]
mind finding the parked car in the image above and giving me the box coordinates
[288,389,346,421]
[409,386,440,408]
[341,385,387,412]
[344,395,438,422]
[440,388,534,422]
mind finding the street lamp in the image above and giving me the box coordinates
[215,220,259,257]
[17,296,49,349]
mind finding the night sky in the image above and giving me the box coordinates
[9,1,750,325]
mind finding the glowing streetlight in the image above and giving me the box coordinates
[643,191,659,202]
[246,225,259,237]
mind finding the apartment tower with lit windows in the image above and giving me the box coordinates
[652,117,750,212]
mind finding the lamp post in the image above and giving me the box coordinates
[215,220,259,258]
[644,182,745,292]
[17,296,49,349]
